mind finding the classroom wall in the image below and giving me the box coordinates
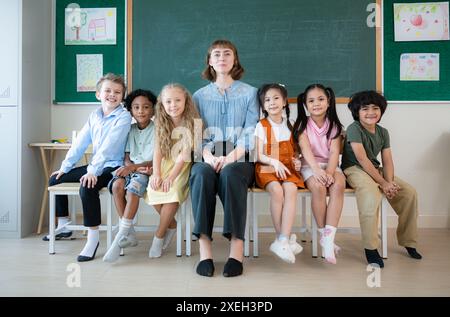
[51,102,450,229]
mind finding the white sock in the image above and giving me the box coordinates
[278,234,289,242]
[162,228,176,250]
[119,218,132,236]
[149,236,164,258]
[320,225,337,264]
[103,219,131,263]
[118,219,138,248]
[318,227,341,254]
[57,217,71,232]
[79,228,99,257]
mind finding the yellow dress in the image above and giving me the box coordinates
[144,158,192,205]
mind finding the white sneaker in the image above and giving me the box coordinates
[270,239,295,264]
[288,234,303,255]
[118,226,138,248]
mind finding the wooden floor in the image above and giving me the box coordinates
[0,229,449,297]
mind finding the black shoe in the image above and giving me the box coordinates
[364,248,384,268]
[42,231,73,241]
[223,258,243,277]
[196,259,215,277]
[406,247,422,260]
[77,242,99,262]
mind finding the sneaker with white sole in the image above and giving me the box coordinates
[288,234,303,255]
[118,226,138,248]
[270,239,295,264]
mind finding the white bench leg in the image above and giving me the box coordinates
[176,203,183,257]
[186,197,191,257]
[301,196,307,242]
[311,199,318,258]
[106,194,112,249]
[252,192,259,257]
[244,194,250,257]
[381,197,388,259]
[49,192,56,254]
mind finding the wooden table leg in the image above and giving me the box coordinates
[37,148,51,234]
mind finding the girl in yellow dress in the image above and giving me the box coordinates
[144,83,201,258]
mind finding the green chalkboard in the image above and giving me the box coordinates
[384,0,450,101]
[132,0,377,98]
[54,0,126,103]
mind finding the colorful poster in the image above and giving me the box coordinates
[394,2,449,41]
[76,54,103,92]
[400,53,439,81]
[65,7,117,45]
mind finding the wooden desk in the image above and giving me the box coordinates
[29,143,91,234]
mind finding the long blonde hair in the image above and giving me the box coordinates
[154,83,202,159]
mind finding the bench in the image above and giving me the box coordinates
[250,187,388,259]
[47,183,184,256]
[179,191,252,257]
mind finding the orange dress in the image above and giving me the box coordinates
[255,118,305,189]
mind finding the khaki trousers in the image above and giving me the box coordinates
[344,166,418,249]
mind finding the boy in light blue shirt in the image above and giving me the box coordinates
[44,73,132,262]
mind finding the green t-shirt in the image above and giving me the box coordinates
[125,121,155,164]
[341,121,390,170]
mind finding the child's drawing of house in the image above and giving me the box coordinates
[88,18,106,41]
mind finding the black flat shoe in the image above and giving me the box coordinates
[77,242,99,262]
[42,231,73,241]
[223,258,243,277]
[196,259,215,277]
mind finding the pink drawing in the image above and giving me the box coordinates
[88,18,106,41]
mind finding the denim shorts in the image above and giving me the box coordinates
[107,172,149,197]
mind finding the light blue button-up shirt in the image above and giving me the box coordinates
[193,80,259,152]
[60,106,132,176]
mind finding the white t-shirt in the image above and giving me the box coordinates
[254,117,292,144]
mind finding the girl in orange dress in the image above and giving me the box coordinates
[255,83,305,264]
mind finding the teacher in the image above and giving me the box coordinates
[190,39,259,277]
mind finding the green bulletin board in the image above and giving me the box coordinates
[383,0,450,101]
[54,0,126,103]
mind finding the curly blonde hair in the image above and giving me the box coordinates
[154,83,202,160]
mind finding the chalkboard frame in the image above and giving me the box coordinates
[53,0,127,104]
[126,0,382,104]
[383,0,450,102]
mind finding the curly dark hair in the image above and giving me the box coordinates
[124,89,157,112]
[347,90,387,122]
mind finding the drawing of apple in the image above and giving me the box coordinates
[410,14,423,27]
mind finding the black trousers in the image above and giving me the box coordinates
[48,165,117,227]
[189,162,255,241]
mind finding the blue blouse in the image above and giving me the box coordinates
[193,80,259,152]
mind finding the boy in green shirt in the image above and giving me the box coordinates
[341,90,422,268]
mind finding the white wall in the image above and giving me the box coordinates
[51,102,450,229]
[21,0,52,237]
